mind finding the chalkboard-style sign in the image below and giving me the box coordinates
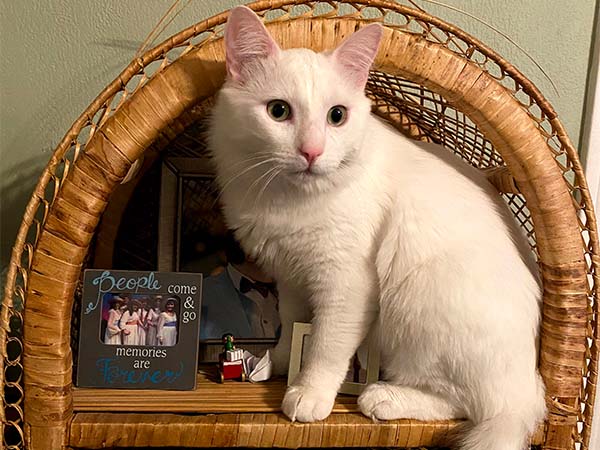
[76,269,202,390]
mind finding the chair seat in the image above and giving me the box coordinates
[70,368,545,448]
[70,412,462,448]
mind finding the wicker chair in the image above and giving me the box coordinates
[2,1,598,449]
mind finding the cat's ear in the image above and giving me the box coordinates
[224,6,280,82]
[332,24,382,88]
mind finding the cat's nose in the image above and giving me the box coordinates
[300,146,323,166]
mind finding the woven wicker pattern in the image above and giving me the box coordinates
[1,1,597,449]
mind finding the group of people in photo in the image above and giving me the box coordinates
[103,294,178,347]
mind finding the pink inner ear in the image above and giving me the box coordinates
[333,24,383,88]
[225,6,280,82]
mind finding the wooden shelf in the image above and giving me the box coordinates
[71,366,545,448]
[72,367,359,413]
[69,412,462,448]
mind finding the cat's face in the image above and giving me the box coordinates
[212,6,382,198]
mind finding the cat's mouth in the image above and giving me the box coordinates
[302,167,320,176]
[300,171,321,179]
[282,168,327,186]
[288,157,349,180]
[294,167,326,178]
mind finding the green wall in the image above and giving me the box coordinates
[1,0,597,274]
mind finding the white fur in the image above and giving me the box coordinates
[210,7,546,449]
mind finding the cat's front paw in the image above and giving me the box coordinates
[281,385,336,422]
[358,382,399,420]
[358,382,462,421]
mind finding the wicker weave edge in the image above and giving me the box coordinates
[67,412,549,448]
[1,2,595,449]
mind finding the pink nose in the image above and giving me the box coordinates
[300,147,323,166]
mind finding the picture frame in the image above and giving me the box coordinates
[287,322,380,395]
[76,269,202,390]
[158,156,217,273]
[158,156,280,360]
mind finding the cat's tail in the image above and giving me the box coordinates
[458,414,533,450]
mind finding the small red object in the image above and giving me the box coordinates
[218,356,246,382]
[222,358,243,376]
[217,334,246,382]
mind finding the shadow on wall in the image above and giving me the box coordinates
[0,41,138,292]
[0,155,48,287]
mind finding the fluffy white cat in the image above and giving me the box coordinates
[209,6,546,449]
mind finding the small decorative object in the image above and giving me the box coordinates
[223,333,244,361]
[76,269,202,390]
[288,322,380,395]
[242,350,273,382]
[218,333,247,382]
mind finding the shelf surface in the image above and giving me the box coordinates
[73,366,359,413]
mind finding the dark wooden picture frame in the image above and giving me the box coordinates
[76,269,202,390]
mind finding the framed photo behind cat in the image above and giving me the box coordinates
[288,322,380,395]
[158,157,280,361]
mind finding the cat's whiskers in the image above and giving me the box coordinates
[220,152,276,171]
[218,157,276,192]
[253,166,283,211]
[244,164,281,200]
[229,152,273,162]
[243,164,283,207]
[213,157,278,207]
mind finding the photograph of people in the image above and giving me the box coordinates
[145,296,162,346]
[200,235,280,340]
[120,299,141,345]
[157,297,178,347]
[137,298,151,346]
[103,296,125,345]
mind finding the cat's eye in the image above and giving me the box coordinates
[327,105,347,126]
[267,100,291,121]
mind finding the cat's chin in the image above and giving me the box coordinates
[293,170,327,180]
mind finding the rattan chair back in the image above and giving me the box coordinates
[1,1,597,449]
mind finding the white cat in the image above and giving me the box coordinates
[209,6,546,450]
